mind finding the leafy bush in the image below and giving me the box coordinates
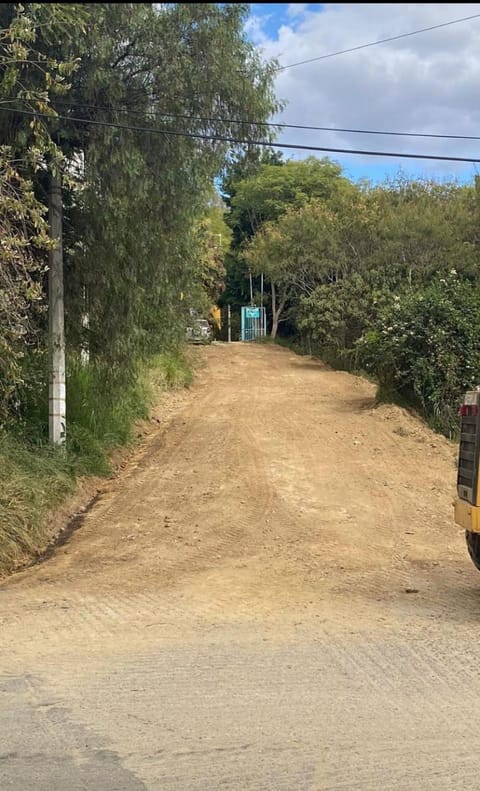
[295,274,383,370]
[356,273,480,435]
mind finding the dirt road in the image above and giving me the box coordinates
[2,343,480,790]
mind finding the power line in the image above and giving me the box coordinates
[276,12,480,71]
[260,122,480,141]
[2,105,480,164]
[35,98,480,142]
[267,122,480,142]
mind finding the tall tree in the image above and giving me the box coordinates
[227,156,355,332]
[0,2,280,430]
[0,3,83,422]
[58,3,280,373]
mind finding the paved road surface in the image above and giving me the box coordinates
[1,343,480,790]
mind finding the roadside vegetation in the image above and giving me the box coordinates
[0,351,193,574]
[2,3,476,572]
[221,155,480,437]
[0,2,277,572]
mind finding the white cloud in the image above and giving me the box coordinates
[254,3,480,180]
[245,13,272,47]
[286,3,309,18]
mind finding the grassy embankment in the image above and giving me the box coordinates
[0,351,193,575]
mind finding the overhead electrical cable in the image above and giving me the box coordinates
[36,99,480,142]
[2,105,480,163]
[275,12,480,71]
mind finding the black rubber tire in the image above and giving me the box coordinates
[466,530,480,571]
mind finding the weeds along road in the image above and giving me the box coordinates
[1,342,480,790]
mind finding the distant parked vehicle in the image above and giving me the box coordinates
[186,318,213,344]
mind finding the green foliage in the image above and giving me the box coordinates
[14,349,193,474]
[357,275,480,435]
[57,2,280,378]
[66,350,193,474]
[146,351,194,391]
[0,2,280,571]
[0,431,76,572]
[1,1,278,422]
[0,151,50,423]
[223,156,353,305]
[0,349,193,573]
[0,1,279,428]
[365,177,478,286]
[243,182,358,336]
[224,157,354,331]
[193,206,230,308]
[67,358,149,450]
[296,273,379,369]
[228,157,349,240]
[225,162,480,434]
[0,3,85,160]
[0,3,84,424]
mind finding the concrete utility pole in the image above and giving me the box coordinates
[80,284,90,366]
[48,169,66,445]
[227,304,232,343]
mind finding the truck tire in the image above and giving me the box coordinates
[466,530,480,571]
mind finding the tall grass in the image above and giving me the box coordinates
[68,350,193,476]
[66,358,151,476]
[0,435,76,571]
[0,349,193,575]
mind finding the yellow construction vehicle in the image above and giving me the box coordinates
[454,389,480,568]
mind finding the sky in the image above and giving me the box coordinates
[245,3,480,184]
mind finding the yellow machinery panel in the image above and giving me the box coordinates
[454,499,480,534]
[455,389,480,536]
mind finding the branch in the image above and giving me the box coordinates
[111,37,140,70]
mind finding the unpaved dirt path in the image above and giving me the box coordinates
[2,343,480,790]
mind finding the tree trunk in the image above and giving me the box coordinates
[270,282,288,340]
[271,315,279,339]
[271,282,278,339]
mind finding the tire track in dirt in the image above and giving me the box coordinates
[4,343,480,790]
[0,342,476,651]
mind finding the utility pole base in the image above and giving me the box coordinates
[48,169,66,446]
[49,375,66,445]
